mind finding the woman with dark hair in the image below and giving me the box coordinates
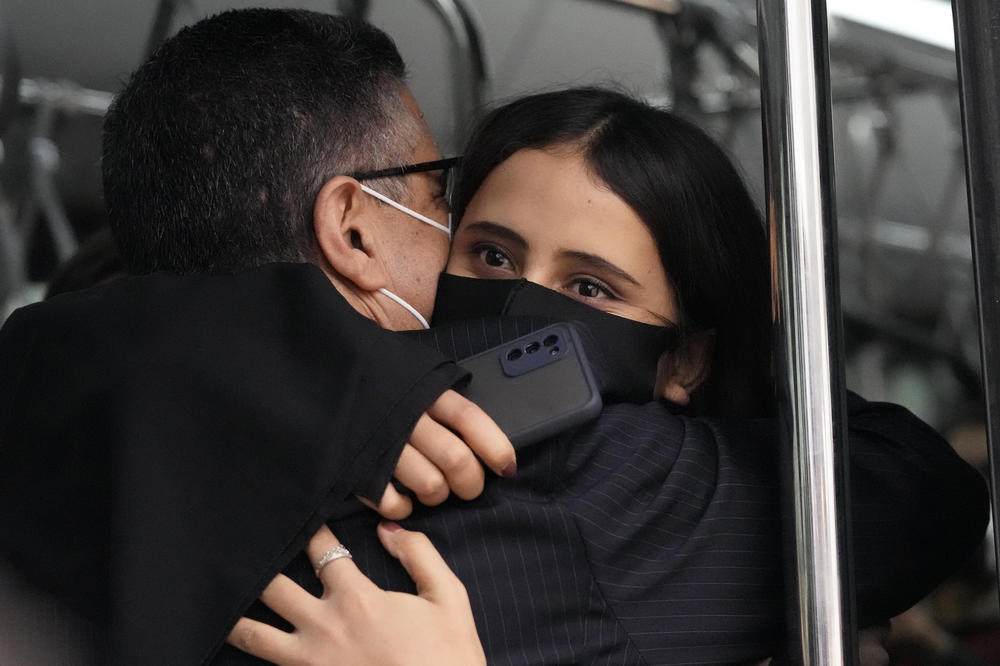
[446,86,772,418]
[226,87,985,666]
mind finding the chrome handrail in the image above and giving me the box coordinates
[758,0,855,663]
[952,0,1000,600]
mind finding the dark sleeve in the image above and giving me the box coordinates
[0,305,118,628]
[0,307,36,434]
[0,263,468,666]
[554,397,989,664]
[846,392,990,625]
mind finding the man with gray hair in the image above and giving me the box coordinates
[0,9,514,663]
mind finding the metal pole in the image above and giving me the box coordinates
[0,0,22,304]
[0,0,19,134]
[952,0,1000,589]
[419,0,488,149]
[757,1,855,663]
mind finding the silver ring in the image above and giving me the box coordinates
[314,545,353,576]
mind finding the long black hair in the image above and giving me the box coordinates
[453,87,774,417]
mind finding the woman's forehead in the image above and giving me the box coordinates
[464,149,653,248]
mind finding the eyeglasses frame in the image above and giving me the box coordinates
[349,157,462,183]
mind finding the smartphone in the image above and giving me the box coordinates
[457,322,602,447]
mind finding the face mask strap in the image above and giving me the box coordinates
[359,184,451,236]
[378,287,430,329]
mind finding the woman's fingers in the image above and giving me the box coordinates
[427,390,516,479]
[307,524,374,596]
[393,442,450,505]
[408,414,484,500]
[257,573,322,628]
[388,390,516,510]
[226,616,299,665]
[377,521,466,603]
[375,521,486,665]
[357,483,413,520]
[228,523,486,666]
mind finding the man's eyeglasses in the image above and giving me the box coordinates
[350,157,462,202]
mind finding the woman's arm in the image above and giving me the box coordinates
[226,523,485,666]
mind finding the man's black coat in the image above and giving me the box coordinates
[0,264,465,662]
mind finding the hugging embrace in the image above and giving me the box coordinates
[0,8,987,666]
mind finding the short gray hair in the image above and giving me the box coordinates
[104,9,422,275]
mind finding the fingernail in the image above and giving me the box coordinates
[501,461,517,478]
[380,520,403,532]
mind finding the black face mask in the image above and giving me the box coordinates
[431,273,681,403]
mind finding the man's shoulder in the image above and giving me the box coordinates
[2,262,361,343]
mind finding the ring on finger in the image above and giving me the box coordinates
[314,545,353,576]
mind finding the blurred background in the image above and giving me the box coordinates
[0,0,992,662]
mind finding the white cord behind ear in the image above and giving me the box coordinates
[360,184,451,236]
[378,287,430,329]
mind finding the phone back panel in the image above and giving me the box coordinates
[457,323,602,447]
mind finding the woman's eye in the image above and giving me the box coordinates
[476,245,512,269]
[572,279,612,299]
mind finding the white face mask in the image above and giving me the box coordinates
[359,184,448,330]
[359,183,452,237]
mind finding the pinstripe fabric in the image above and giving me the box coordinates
[215,317,987,666]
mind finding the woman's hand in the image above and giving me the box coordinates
[368,388,517,520]
[226,523,486,666]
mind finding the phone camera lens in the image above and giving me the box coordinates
[550,346,560,356]
[507,348,523,361]
[543,334,558,347]
[525,341,541,354]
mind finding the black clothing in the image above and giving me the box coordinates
[0,263,466,664]
[0,263,988,665]
[214,317,989,666]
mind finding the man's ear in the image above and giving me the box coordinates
[655,331,714,406]
[313,176,389,291]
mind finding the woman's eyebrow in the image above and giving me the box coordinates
[558,250,640,286]
[462,221,527,249]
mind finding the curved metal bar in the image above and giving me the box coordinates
[18,78,112,117]
[591,0,680,13]
[0,2,23,303]
[0,1,20,134]
[0,189,23,295]
[757,0,855,663]
[17,98,77,264]
[335,0,371,21]
[145,0,188,60]
[418,0,489,149]
[952,0,1000,589]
